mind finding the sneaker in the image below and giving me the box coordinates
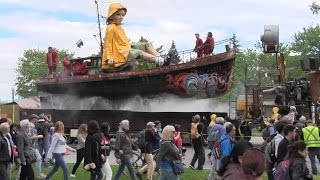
[37,173,46,179]
[70,174,76,178]
[136,172,143,180]
[189,164,196,170]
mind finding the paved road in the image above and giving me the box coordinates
[65,137,264,170]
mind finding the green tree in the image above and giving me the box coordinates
[310,2,320,14]
[15,48,72,98]
[291,24,320,56]
[166,41,181,64]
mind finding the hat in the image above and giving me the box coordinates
[28,114,39,120]
[193,114,201,121]
[146,122,155,127]
[107,3,127,19]
[290,106,296,111]
[195,33,199,35]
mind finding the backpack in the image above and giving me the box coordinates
[274,160,291,180]
[212,138,227,159]
[190,122,199,139]
[265,134,277,163]
[135,130,147,149]
[207,127,220,150]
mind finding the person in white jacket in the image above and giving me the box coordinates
[45,121,75,180]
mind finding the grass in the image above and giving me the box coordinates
[10,163,320,180]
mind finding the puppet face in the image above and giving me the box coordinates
[111,9,126,25]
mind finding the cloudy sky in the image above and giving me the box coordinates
[0,0,318,101]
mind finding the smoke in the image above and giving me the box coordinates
[40,93,229,112]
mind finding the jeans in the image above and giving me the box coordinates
[190,138,205,169]
[35,148,43,176]
[45,153,69,180]
[159,169,180,180]
[138,153,154,180]
[38,140,50,159]
[308,147,320,174]
[266,161,275,180]
[114,158,137,180]
[20,163,34,180]
[90,168,103,180]
[209,151,217,180]
[71,148,85,174]
[101,159,112,180]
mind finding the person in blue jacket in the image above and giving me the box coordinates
[218,124,236,169]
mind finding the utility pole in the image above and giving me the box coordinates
[95,0,104,56]
[12,87,15,122]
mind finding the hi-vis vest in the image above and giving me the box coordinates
[302,126,320,148]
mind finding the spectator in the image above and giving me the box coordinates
[295,115,306,140]
[45,121,76,180]
[174,124,183,156]
[10,123,21,179]
[155,125,181,180]
[63,55,71,76]
[84,120,103,180]
[137,122,156,180]
[0,122,13,180]
[152,120,162,151]
[114,120,140,180]
[28,114,46,179]
[286,141,312,180]
[199,32,215,56]
[287,106,298,124]
[70,124,87,178]
[302,120,320,175]
[189,114,205,170]
[46,47,58,77]
[277,124,296,165]
[16,119,35,180]
[237,148,266,180]
[217,140,253,180]
[193,33,203,58]
[36,113,53,164]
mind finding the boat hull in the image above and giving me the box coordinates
[36,51,236,99]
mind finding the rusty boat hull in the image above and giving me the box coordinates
[36,51,236,99]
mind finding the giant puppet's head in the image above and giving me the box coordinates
[107,3,127,24]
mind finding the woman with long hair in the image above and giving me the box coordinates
[70,124,87,177]
[100,122,120,180]
[45,121,76,180]
[238,148,266,180]
[217,140,253,180]
[84,120,103,180]
[286,140,312,180]
[155,125,182,180]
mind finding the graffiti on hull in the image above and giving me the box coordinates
[166,61,234,98]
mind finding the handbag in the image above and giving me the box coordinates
[171,159,184,175]
[24,146,37,164]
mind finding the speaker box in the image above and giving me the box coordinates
[309,57,320,71]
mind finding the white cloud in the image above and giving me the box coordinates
[0,0,319,101]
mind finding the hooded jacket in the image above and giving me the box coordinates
[102,3,130,69]
[271,107,280,121]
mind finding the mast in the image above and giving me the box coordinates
[95,0,103,56]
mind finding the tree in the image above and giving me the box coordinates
[310,2,320,14]
[165,41,181,65]
[291,24,320,55]
[15,48,72,98]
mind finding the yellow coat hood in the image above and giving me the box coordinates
[107,3,127,19]
[272,107,279,114]
[209,114,217,126]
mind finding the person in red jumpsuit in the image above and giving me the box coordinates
[62,55,71,76]
[46,47,58,77]
[194,33,203,58]
[201,32,215,56]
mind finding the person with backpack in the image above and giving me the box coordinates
[217,123,236,172]
[295,116,306,140]
[274,140,312,180]
[136,122,157,180]
[277,124,297,165]
[262,118,276,140]
[217,140,253,180]
[189,114,205,170]
[302,120,320,175]
[36,113,53,166]
[207,117,225,180]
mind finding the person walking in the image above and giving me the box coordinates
[0,122,13,180]
[45,121,76,180]
[155,125,182,180]
[84,120,104,180]
[302,120,320,175]
[189,114,205,170]
[114,120,140,180]
[70,124,87,178]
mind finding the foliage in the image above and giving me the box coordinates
[167,41,182,64]
[15,48,73,98]
[310,2,320,14]
[291,24,320,56]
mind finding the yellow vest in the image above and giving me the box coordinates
[302,125,320,148]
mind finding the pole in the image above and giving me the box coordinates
[12,87,14,122]
[95,0,104,56]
